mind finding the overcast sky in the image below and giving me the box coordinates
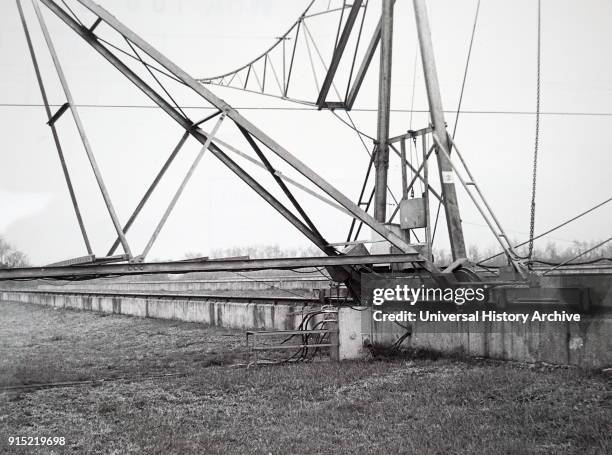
[1,0,611,265]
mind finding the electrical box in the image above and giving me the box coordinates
[399,197,427,229]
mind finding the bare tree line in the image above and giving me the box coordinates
[204,240,612,267]
[0,237,29,268]
[435,240,612,267]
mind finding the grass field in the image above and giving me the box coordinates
[0,300,610,454]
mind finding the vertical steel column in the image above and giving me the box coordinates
[399,138,410,243]
[374,0,393,223]
[31,0,132,258]
[16,0,92,255]
[413,0,466,259]
[400,139,408,199]
[422,136,432,260]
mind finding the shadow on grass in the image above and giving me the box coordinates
[369,344,456,361]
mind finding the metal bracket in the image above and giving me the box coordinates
[46,102,69,125]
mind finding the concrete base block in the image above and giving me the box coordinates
[338,307,369,360]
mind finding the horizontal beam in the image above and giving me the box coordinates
[388,125,434,144]
[45,254,95,267]
[0,254,423,280]
[9,289,316,303]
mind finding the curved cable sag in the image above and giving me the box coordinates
[197,0,348,84]
[197,1,364,106]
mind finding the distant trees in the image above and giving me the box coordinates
[186,240,612,267]
[208,244,322,260]
[0,237,29,268]
[465,240,612,266]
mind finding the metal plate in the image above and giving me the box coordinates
[400,197,427,229]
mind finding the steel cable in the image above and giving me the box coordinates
[527,0,542,261]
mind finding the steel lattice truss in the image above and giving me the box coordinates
[7,0,455,293]
[197,0,376,110]
[5,0,535,294]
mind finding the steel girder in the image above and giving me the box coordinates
[0,254,422,281]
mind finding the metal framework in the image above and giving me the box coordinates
[197,0,471,261]
[5,0,540,294]
[5,0,456,296]
[197,1,372,109]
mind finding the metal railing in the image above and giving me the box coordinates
[246,324,338,367]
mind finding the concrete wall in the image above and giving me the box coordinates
[36,277,329,294]
[0,291,305,331]
[362,310,612,370]
[3,289,610,369]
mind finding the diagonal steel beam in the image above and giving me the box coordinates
[315,0,363,107]
[414,0,466,260]
[389,143,441,201]
[107,131,190,256]
[141,114,225,260]
[195,132,349,215]
[238,124,361,289]
[16,0,92,255]
[346,145,375,242]
[284,18,301,97]
[344,0,397,110]
[32,0,132,258]
[346,14,382,109]
[238,125,329,245]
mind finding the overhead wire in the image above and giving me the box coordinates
[451,0,481,140]
[4,104,612,116]
[542,235,612,275]
[95,36,186,85]
[123,37,189,120]
[477,196,612,265]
